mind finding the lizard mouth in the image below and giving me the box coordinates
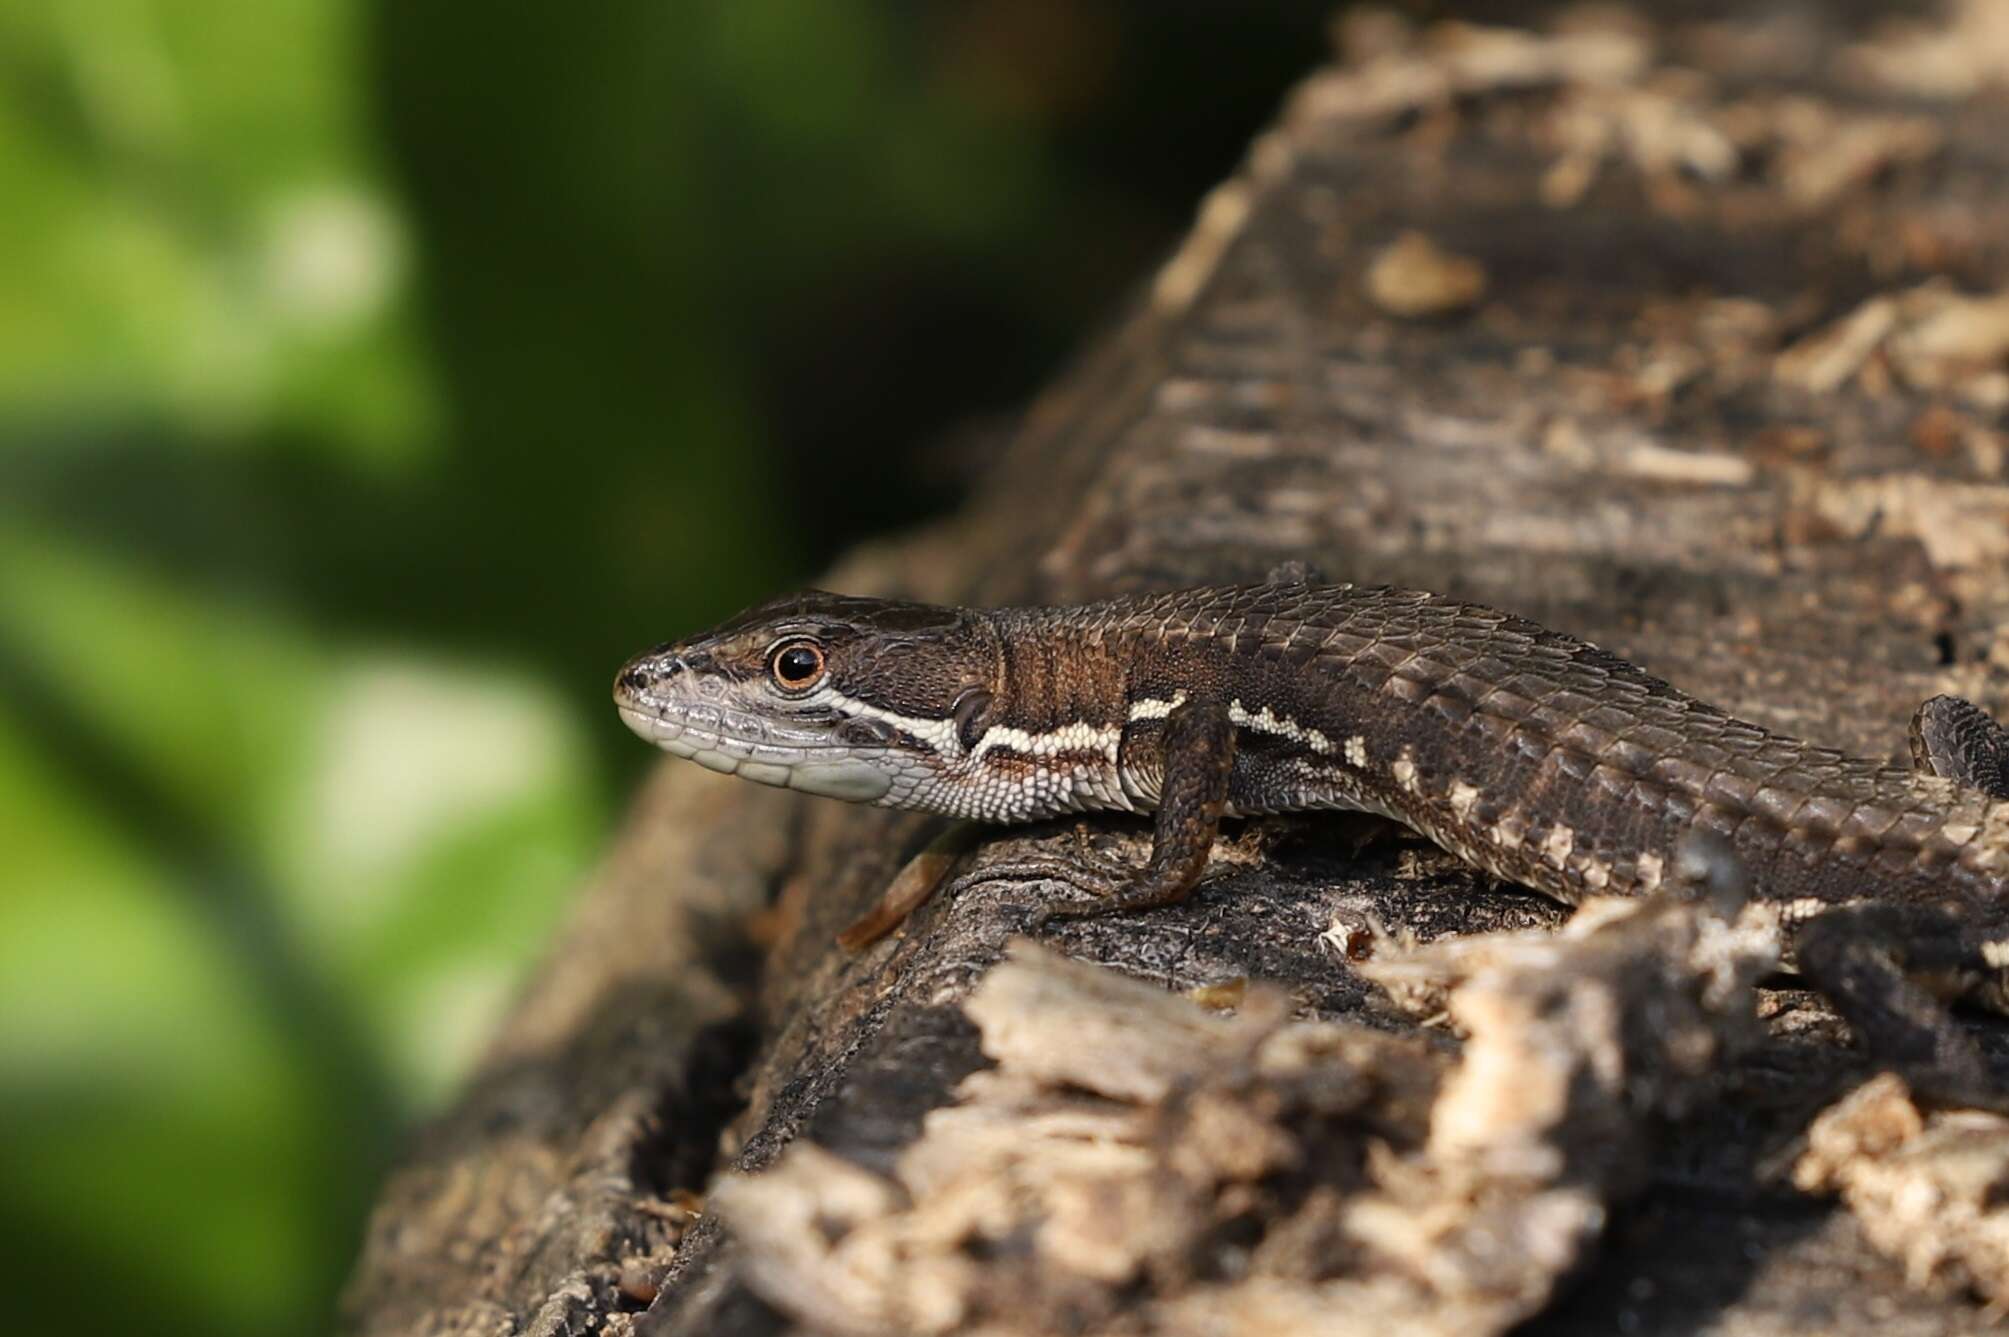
[616,699,806,776]
[614,700,898,803]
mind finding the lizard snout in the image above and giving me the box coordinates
[612,647,693,710]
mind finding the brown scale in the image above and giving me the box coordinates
[619,577,2009,1105]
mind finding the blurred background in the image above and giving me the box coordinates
[0,2,1336,1332]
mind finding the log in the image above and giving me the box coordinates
[343,4,2009,1334]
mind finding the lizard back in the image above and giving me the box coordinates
[995,583,2009,917]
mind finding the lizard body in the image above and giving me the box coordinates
[615,577,2009,1089]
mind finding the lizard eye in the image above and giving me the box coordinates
[769,640,827,692]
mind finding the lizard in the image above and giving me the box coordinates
[613,570,2009,1099]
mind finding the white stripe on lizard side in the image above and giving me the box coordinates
[826,686,1126,765]
[970,720,1121,764]
[1128,692,1188,721]
[1228,698,1335,754]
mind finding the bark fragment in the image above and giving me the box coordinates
[1797,1074,2009,1304]
[719,897,1774,1337]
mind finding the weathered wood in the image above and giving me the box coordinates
[343,4,2009,1334]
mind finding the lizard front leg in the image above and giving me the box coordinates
[1041,698,1237,921]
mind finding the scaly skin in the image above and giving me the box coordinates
[614,577,2009,1093]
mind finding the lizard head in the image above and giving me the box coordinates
[613,590,1000,806]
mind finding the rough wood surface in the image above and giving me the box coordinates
[343,4,2009,1334]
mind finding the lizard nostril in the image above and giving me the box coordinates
[615,657,668,701]
[615,651,695,704]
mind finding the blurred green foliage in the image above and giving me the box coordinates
[0,1,1325,1332]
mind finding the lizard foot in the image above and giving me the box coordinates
[1910,695,2009,799]
[1794,902,2009,1113]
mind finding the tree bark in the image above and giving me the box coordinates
[344,4,2009,1334]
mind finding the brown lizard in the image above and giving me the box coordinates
[615,570,2009,1099]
